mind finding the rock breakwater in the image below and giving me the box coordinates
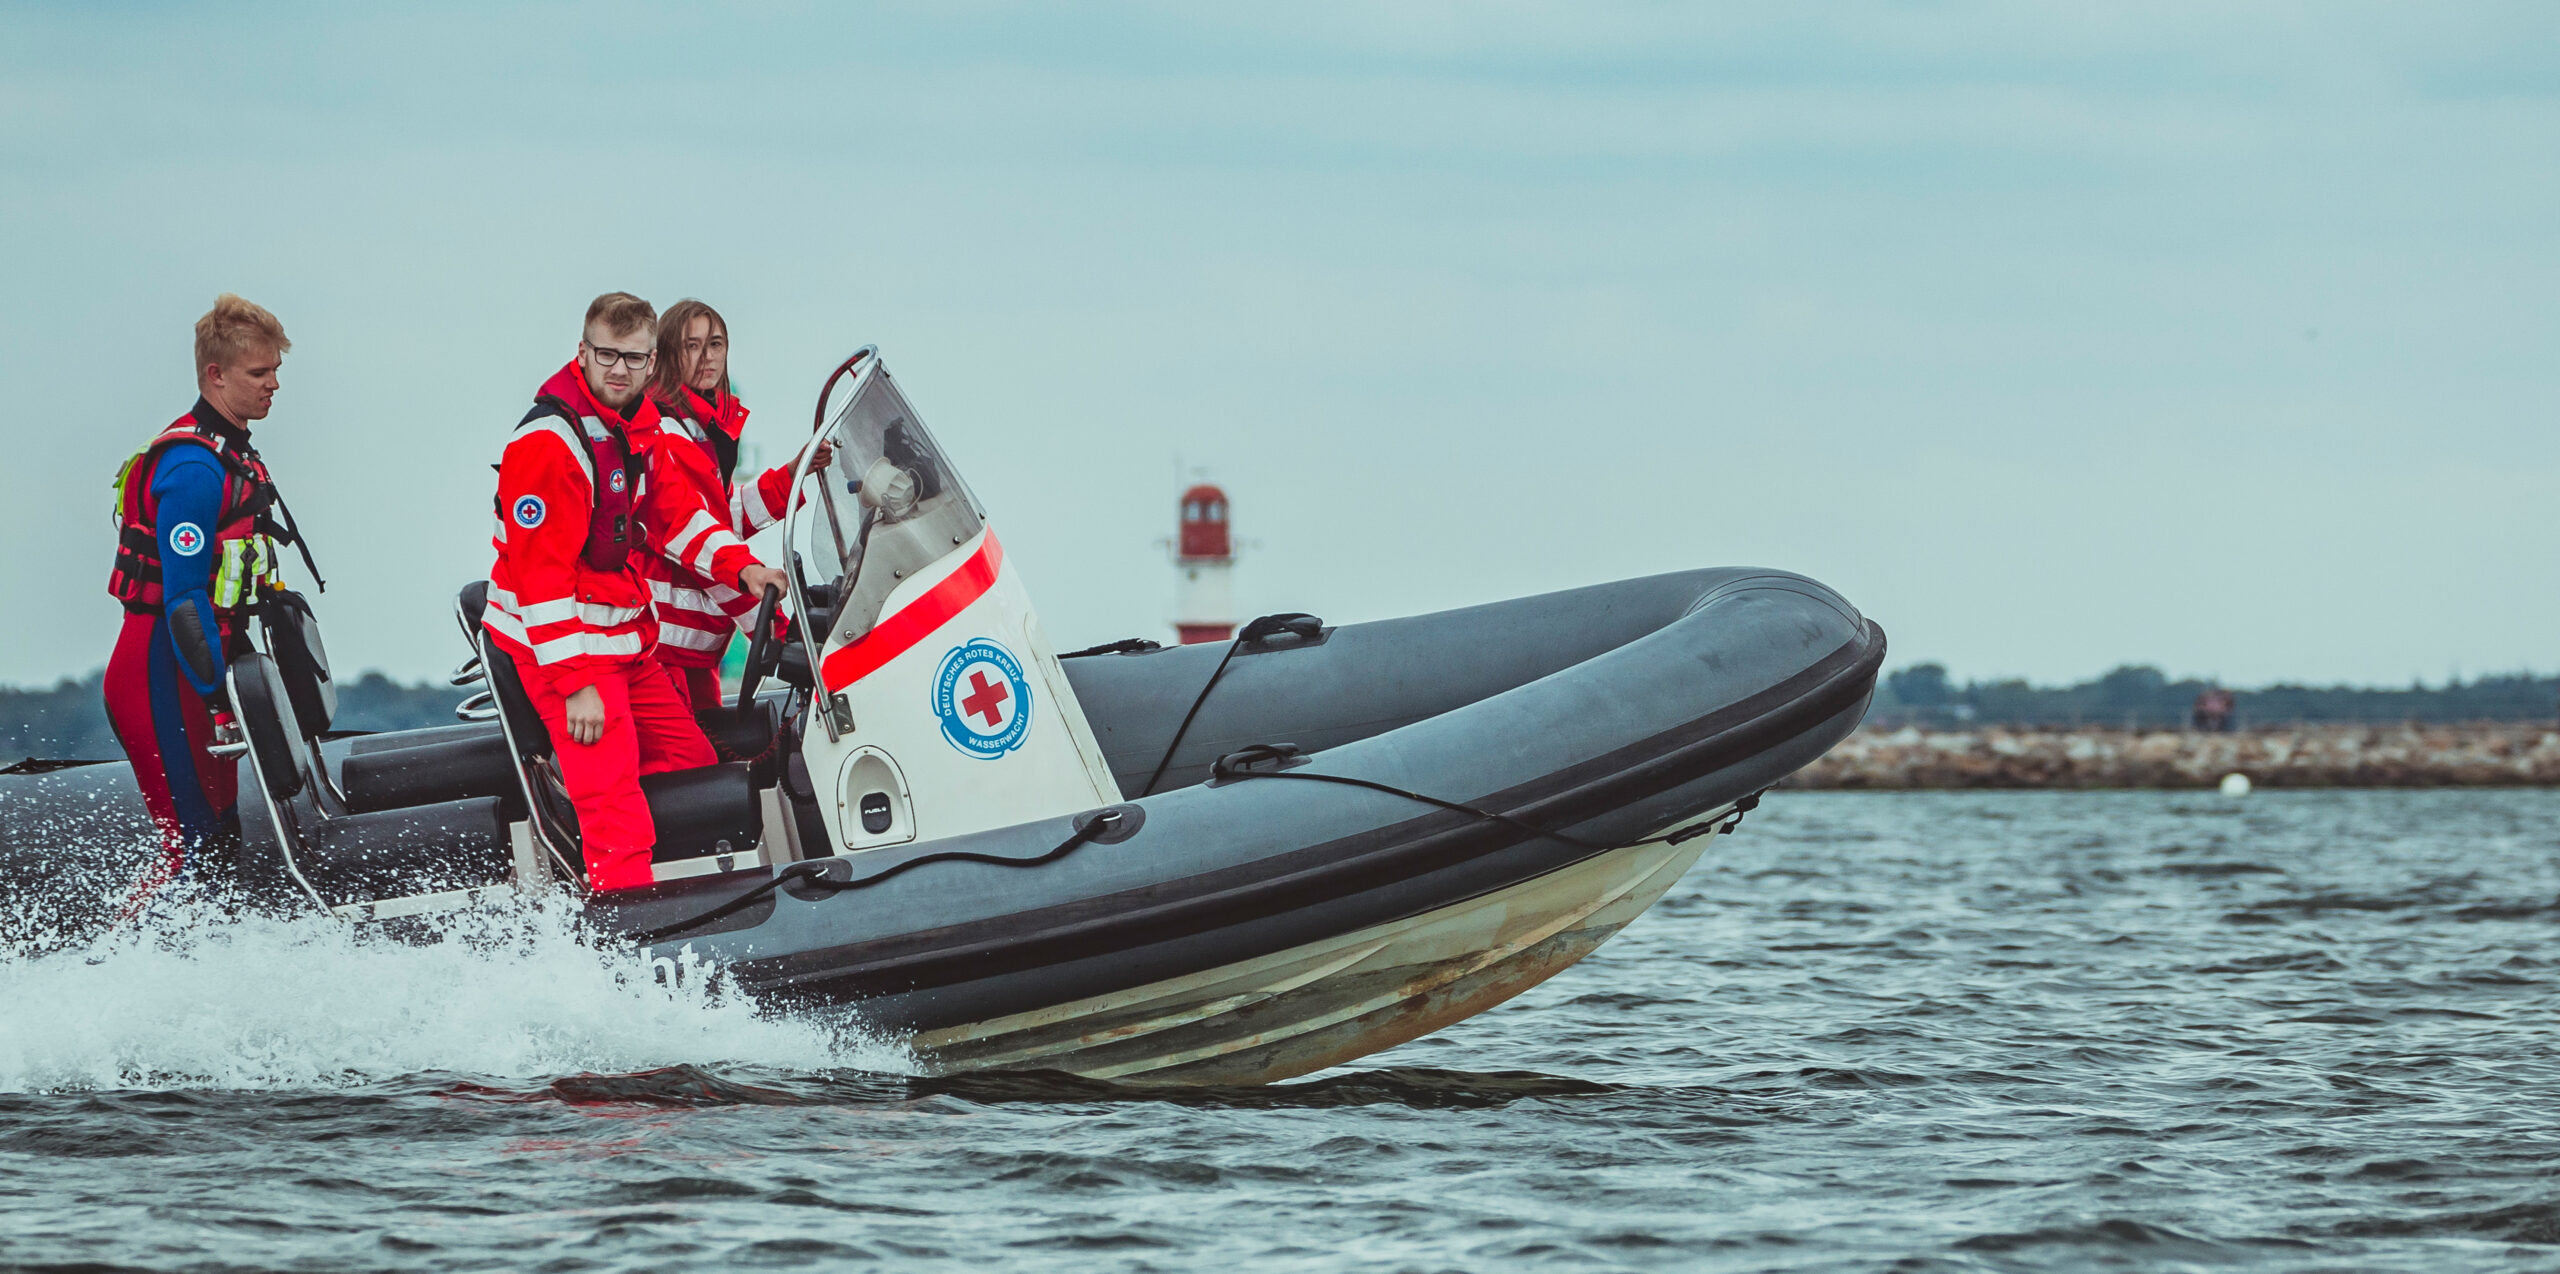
[1798,724,2560,789]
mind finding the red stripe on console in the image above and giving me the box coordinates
[820,531,1005,693]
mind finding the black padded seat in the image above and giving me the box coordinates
[454,580,763,869]
[474,626,557,764]
[642,762,761,863]
[457,580,551,760]
[341,725,518,814]
[705,699,779,764]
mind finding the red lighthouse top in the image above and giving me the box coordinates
[1178,484,1231,559]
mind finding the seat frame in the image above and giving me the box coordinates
[453,584,813,898]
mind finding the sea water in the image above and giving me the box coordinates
[4,790,2559,1271]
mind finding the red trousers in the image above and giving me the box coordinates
[511,655,717,892]
[102,612,236,914]
[660,663,723,718]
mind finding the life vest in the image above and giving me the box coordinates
[107,413,293,618]
[667,384,749,485]
[512,395,644,573]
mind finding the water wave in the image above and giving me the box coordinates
[0,894,908,1092]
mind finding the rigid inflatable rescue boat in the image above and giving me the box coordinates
[0,349,1884,1084]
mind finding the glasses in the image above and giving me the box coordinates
[585,343,654,370]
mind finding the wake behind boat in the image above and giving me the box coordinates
[0,348,1883,1084]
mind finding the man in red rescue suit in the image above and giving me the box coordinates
[483,293,789,892]
[641,298,828,717]
[104,295,314,914]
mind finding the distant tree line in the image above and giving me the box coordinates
[0,670,466,763]
[1873,664,2560,730]
[9,660,2556,761]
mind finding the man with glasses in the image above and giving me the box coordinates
[482,292,789,893]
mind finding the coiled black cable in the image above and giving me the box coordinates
[626,810,1125,946]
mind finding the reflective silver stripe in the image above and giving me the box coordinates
[528,629,645,663]
[480,605,530,644]
[650,579,718,612]
[514,597,580,625]
[654,624,728,652]
[488,587,579,626]
[489,594,646,655]
[510,417,593,488]
[486,587,636,629]
[689,527,746,577]
[734,474,785,534]
[667,509,721,560]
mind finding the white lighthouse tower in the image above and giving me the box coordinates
[1171,483,1236,644]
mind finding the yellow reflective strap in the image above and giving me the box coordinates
[109,452,142,523]
[213,540,245,609]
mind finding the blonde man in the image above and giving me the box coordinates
[103,295,306,914]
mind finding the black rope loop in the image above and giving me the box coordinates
[1059,637,1163,658]
[1136,613,1326,798]
[1208,742,1765,857]
[624,810,1126,947]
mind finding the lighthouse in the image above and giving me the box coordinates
[1171,483,1236,644]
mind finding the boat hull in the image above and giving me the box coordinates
[5,566,1883,1083]
[906,829,1713,1084]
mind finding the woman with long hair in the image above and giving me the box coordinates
[642,299,825,717]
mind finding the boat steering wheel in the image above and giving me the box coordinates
[735,585,785,723]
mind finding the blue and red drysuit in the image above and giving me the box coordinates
[101,401,286,915]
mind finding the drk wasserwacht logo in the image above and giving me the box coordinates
[933,638,1032,759]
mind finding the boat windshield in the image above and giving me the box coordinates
[789,363,985,648]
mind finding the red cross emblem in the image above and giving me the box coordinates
[961,669,1010,727]
[935,639,1032,757]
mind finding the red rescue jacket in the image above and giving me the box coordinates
[643,384,803,669]
[484,363,757,691]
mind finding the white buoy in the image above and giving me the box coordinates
[2219,772,2252,798]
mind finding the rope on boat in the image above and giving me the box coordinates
[1057,637,1162,658]
[626,811,1123,946]
[626,739,1759,948]
[1208,742,1759,853]
[1137,613,1324,798]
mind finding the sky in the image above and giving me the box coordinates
[3,2,2553,690]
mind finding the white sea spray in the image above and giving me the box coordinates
[0,891,911,1092]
